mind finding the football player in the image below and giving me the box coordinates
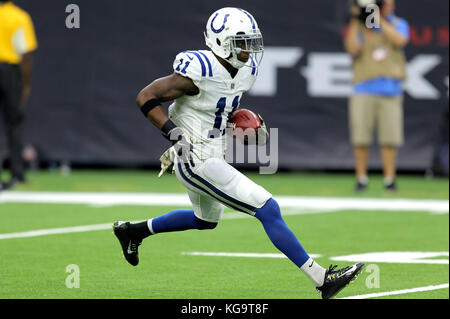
[113,7,363,299]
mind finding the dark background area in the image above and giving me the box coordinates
[1,0,448,173]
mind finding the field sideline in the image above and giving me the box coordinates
[0,170,448,299]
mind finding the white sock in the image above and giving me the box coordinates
[358,175,369,185]
[384,176,394,185]
[300,257,326,287]
[146,218,155,235]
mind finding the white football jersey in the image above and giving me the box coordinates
[168,50,258,160]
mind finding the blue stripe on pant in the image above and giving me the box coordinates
[177,162,256,215]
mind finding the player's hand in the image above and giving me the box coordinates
[159,127,195,177]
[256,114,269,146]
[158,146,176,178]
[158,140,194,178]
[163,127,194,162]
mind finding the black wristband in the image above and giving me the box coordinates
[161,119,178,136]
[140,98,161,118]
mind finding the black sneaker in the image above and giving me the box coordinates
[3,178,18,190]
[355,181,368,192]
[385,181,398,192]
[316,262,364,299]
[113,221,142,266]
[0,180,15,191]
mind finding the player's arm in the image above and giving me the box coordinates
[136,73,199,131]
[137,73,197,176]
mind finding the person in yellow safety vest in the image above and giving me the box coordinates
[0,0,38,190]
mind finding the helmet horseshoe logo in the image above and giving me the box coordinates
[210,13,230,33]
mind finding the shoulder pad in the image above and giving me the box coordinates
[173,51,213,83]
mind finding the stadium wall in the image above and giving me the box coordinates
[1,0,448,171]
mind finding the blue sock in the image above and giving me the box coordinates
[151,209,217,234]
[255,198,310,268]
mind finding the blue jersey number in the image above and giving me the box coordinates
[175,58,190,74]
[209,96,240,138]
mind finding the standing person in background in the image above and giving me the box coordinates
[344,0,409,192]
[0,0,37,190]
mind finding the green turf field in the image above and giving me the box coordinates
[0,170,448,299]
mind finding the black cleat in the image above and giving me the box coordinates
[355,181,368,193]
[316,262,364,299]
[113,221,142,266]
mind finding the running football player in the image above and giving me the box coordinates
[113,7,364,299]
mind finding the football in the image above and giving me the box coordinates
[227,108,262,144]
[228,108,261,132]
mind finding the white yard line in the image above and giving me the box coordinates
[0,191,191,207]
[0,191,447,240]
[331,251,449,265]
[1,191,448,213]
[0,210,328,239]
[0,210,328,240]
[181,252,321,259]
[181,251,448,264]
[340,283,449,299]
[183,252,449,299]
[0,223,113,240]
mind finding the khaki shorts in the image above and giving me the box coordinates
[349,94,404,146]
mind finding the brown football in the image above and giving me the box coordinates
[228,108,261,131]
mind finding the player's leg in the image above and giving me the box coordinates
[113,164,223,266]
[113,214,218,268]
[254,198,363,298]
[177,157,327,286]
[178,157,364,297]
[113,208,218,267]
[253,197,326,287]
[127,189,222,239]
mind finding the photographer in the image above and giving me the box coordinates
[344,0,409,192]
